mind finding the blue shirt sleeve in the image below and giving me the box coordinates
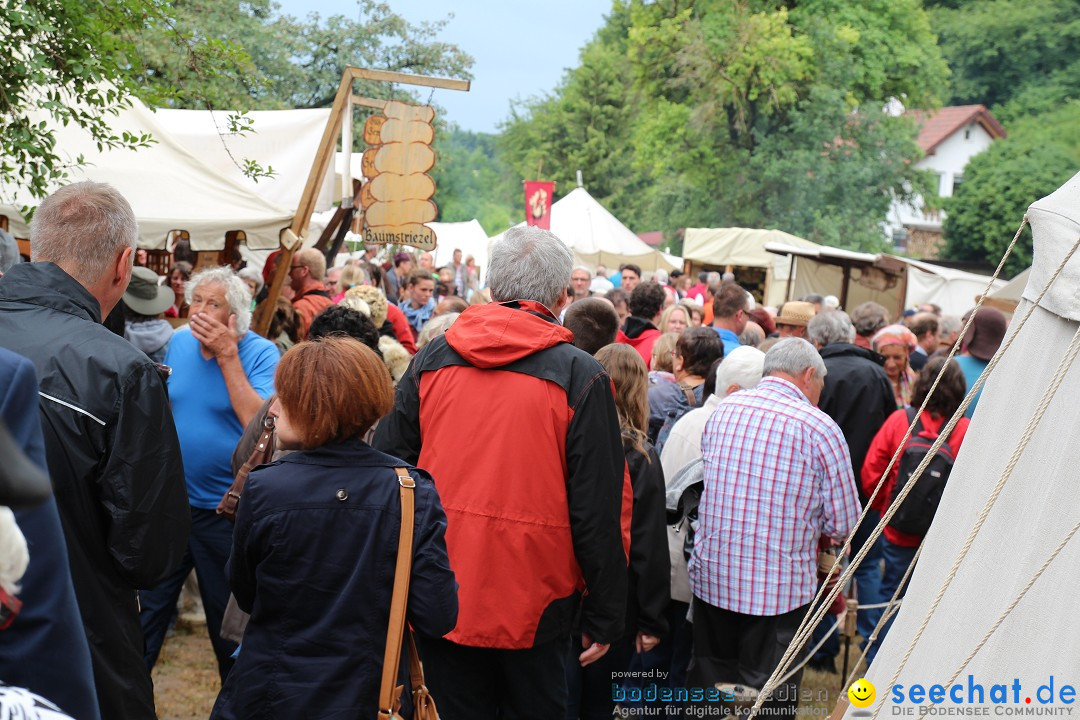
[242,334,280,400]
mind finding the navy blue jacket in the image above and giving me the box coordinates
[0,347,99,719]
[211,440,457,719]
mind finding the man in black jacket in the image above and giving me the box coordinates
[0,182,189,720]
[807,310,895,671]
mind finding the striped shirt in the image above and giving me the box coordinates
[689,376,860,616]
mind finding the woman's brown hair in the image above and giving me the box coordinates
[910,355,966,420]
[275,337,393,448]
[594,343,650,460]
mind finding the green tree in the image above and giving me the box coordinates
[499,0,947,252]
[928,0,1080,120]
[943,102,1080,277]
[430,128,518,235]
[0,1,196,203]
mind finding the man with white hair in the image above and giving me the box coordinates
[375,225,628,718]
[140,266,279,682]
[688,338,860,712]
[0,181,188,719]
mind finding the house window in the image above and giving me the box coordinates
[965,128,971,140]
[953,174,964,193]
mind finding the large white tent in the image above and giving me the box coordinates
[848,170,1080,716]
[0,98,337,253]
[489,187,681,273]
[154,107,336,214]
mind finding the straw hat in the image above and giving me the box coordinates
[775,301,816,327]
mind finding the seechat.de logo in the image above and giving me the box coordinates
[850,679,877,709]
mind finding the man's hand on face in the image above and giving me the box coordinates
[191,312,239,360]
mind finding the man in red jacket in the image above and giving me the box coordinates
[616,282,665,369]
[375,226,628,719]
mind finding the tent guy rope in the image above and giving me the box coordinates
[748,217,1033,718]
[873,241,1080,719]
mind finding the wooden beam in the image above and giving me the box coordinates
[252,66,470,335]
[347,67,471,92]
[352,95,387,110]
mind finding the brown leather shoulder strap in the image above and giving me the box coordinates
[378,467,416,717]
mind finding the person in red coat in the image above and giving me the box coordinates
[616,283,665,369]
[860,355,969,663]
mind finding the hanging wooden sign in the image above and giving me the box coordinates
[360,99,438,250]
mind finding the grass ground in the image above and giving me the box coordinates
[151,625,868,719]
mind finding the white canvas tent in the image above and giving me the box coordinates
[764,242,1004,317]
[429,219,491,284]
[489,187,681,273]
[154,108,336,214]
[848,171,1080,714]
[682,227,824,306]
[0,98,337,254]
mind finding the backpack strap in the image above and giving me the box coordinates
[678,382,698,408]
[906,406,956,456]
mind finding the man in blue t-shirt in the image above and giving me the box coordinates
[139,267,279,680]
[710,282,750,357]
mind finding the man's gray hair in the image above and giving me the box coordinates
[715,346,765,398]
[807,310,856,346]
[940,314,962,336]
[186,266,252,335]
[30,181,138,284]
[763,337,827,379]
[488,226,573,309]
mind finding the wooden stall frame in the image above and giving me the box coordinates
[251,67,470,337]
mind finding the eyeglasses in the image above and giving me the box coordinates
[289,264,304,271]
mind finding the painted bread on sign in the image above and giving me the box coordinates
[361,100,438,250]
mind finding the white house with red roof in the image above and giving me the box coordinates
[887,104,1006,257]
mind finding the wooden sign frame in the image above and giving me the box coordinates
[252,67,470,336]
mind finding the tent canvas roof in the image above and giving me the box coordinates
[0,98,318,251]
[489,187,680,272]
[683,227,823,268]
[154,108,336,214]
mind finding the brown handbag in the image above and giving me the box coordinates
[377,467,439,720]
[217,414,275,522]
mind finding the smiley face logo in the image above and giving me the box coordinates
[848,678,876,708]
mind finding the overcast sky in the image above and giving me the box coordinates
[272,0,611,133]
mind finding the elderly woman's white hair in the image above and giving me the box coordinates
[0,507,29,596]
[185,266,253,335]
[714,346,765,399]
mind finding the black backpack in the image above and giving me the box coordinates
[888,407,957,537]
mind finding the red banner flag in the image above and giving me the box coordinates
[524,181,555,230]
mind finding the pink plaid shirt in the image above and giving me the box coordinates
[689,376,860,616]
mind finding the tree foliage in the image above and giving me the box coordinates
[498,0,949,253]
[0,0,473,209]
[932,0,1080,271]
[943,103,1080,277]
[430,129,518,236]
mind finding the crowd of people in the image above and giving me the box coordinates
[0,181,1012,719]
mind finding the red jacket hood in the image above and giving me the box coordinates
[445,300,572,368]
